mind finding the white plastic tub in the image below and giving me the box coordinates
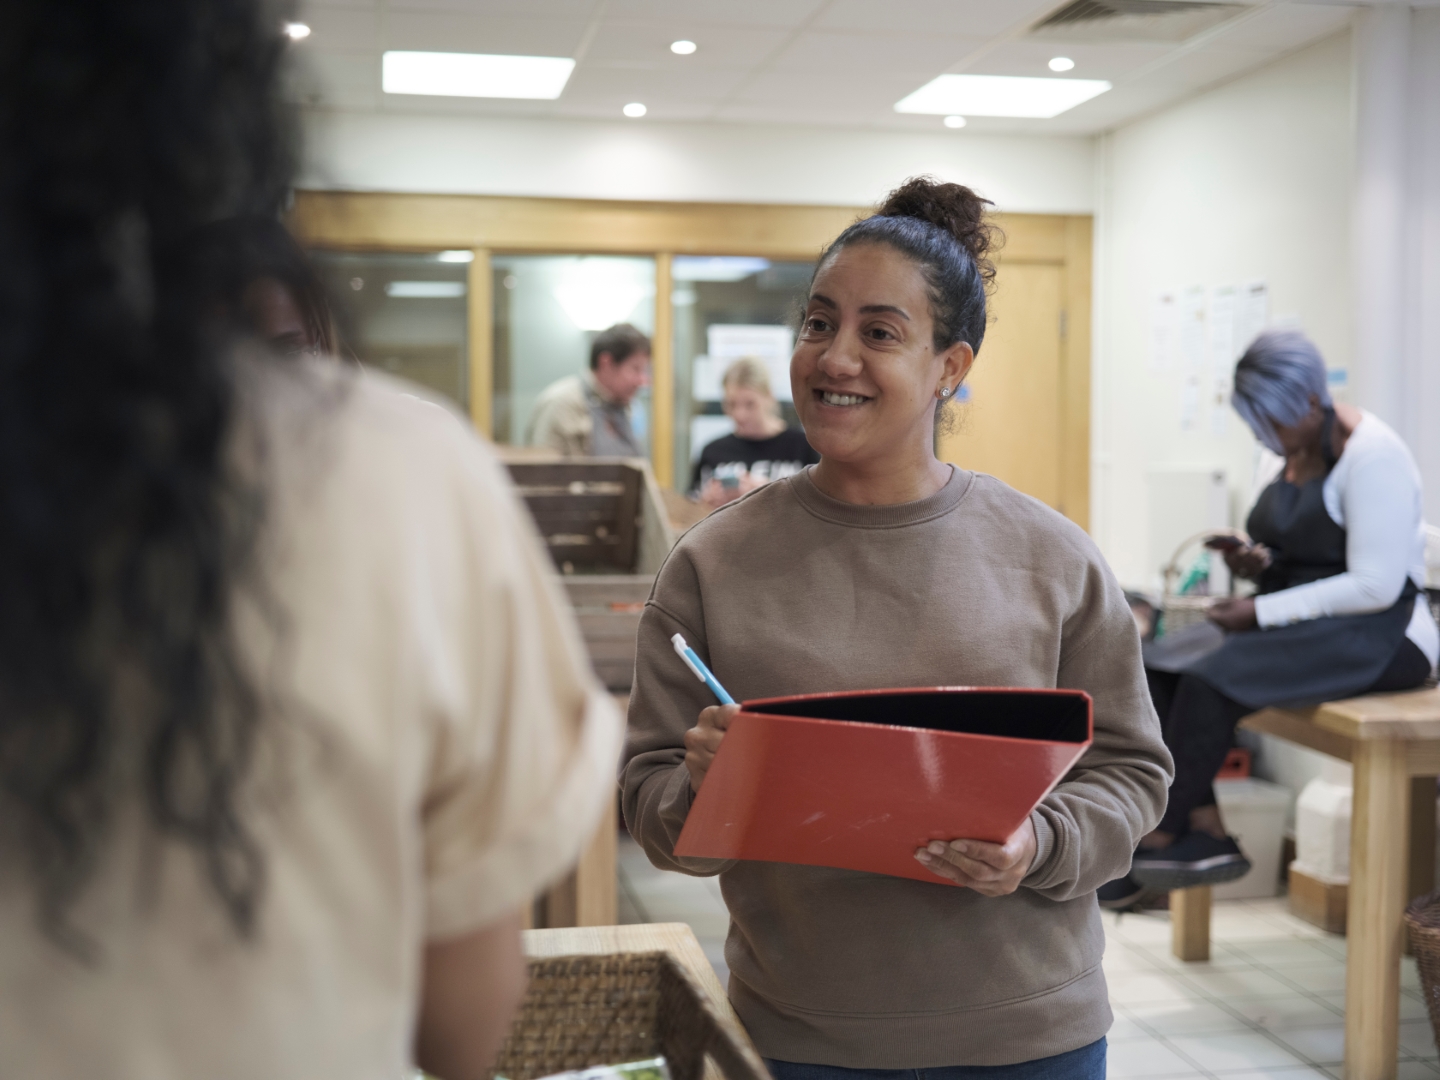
[1214,777,1292,900]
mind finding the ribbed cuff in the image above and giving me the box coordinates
[1023,809,1056,885]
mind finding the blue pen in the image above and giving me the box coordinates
[671,633,736,705]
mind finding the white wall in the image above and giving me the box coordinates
[1091,31,1356,588]
[299,110,1094,214]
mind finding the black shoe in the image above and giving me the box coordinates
[1098,873,1147,911]
[1130,832,1252,890]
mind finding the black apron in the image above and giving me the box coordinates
[1145,435,1418,710]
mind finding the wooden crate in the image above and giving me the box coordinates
[502,453,674,693]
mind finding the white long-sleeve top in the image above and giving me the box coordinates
[1251,411,1438,669]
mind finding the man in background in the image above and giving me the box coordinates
[527,323,651,457]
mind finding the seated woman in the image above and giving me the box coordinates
[623,177,1171,1080]
[692,356,819,509]
[1123,331,1438,897]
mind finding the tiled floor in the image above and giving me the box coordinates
[616,833,1438,1079]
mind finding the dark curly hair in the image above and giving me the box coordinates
[817,176,1001,356]
[0,0,296,951]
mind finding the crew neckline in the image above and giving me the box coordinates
[786,464,974,529]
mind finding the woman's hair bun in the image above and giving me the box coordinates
[876,176,999,288]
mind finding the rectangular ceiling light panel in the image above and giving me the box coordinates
[895,74,1111,118]
[382,51,575,99]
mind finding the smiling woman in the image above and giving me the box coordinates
[621,177,1172,1080]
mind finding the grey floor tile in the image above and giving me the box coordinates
[1269,1024,1345,1066]
[1106,1036,1203,1078]
[1179,966,1306,1000]
[1230,938,1348,968]
[1227,995,1344,1030]
[1166,1031,1308,1072]
[1264,964,1348,995]
[1123,998,1253,1036]
[1107,971,1207,1005]
[1401,1019,1439,1058]
[1208,1068,1332,1080]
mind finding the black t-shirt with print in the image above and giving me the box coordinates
[690,427,820,493]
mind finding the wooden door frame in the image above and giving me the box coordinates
[289,190,1092,530]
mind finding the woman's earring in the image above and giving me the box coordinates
[939,386,952,399]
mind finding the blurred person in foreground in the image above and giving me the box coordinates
[527,322,652,457]
[691,356,819,510]
[0,4,621,1079]
[1117,330,1438,899]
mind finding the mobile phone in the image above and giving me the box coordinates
[1205,534,1244,551]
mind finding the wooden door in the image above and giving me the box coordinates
[939,262,1069,516]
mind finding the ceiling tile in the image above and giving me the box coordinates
[816,0,1055,37]
[730,69,924,112]
[563,64,751,103]
[298,51,382,109]
[380,12,590,55]
[1207,3,1354,51]
[966,39,1176,80]
[768,29,988,77]
[583,21,791,67]
[293,7,379,51]
[383,0,600,15]
[604,0,827,29]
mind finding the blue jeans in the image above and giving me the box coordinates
[764,1038,1106,1080]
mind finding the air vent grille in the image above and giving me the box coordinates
[1030,0,1248,42]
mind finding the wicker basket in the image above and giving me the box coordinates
[1160,528,1250,635]
[1406,893,1440,1047]
[493,952,770,1080]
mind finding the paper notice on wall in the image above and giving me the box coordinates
[1151,290,1178,372]
[1181,376,1201,431]
[1211,377,1231,436]
[706,324,795,402]
[1179,286,1206,374]
[1236,281,1269,356]
[691,354,723,402]
[1210,285,1237,373]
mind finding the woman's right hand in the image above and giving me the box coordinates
[1221,543,1272,580]
[684,704,740,793]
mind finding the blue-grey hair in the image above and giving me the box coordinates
[1232,331,1332,454]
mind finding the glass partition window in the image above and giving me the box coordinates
[672,256,814,492]
[310,250,470,407]
[492,255,656,449]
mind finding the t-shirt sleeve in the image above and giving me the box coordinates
[416,416,623,940]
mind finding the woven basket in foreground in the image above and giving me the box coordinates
[1160,528,1251,636]
[1406,892,1440,1047]
[493,952,770,1080]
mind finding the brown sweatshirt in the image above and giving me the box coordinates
[621,467,1172,1068]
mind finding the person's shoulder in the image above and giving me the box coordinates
[961,472,1100,566]
[674,471,800,550]
[532,373,586,409]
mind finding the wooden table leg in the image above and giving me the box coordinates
[1347,739,1409,1080]
[1171,886,1211,962]
[1409,776,1436,902]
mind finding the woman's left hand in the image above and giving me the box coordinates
[1208,597,1258,632]
[915,817,1036,896]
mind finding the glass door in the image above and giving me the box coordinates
[310,249,471,407]
[671,256,814,492]
[491,254,656,450]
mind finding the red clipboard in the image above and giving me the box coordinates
[674,686,1093,884]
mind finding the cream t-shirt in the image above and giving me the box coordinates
[0,356,622,1078]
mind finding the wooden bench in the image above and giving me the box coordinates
[1164,688,1440,1080]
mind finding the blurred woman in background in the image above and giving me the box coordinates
[1124,331,1437,897]
[692,356,819,509]
[0,3,619,1078]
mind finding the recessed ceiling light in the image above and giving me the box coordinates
[623,102,647,118]
[437,250,475,264]
[943,115,967,129]
[670,40,697,55]
[895,74,1110,119]
[382,51,575,100]
[284,22,310,41]
[1049,56,1076,72]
